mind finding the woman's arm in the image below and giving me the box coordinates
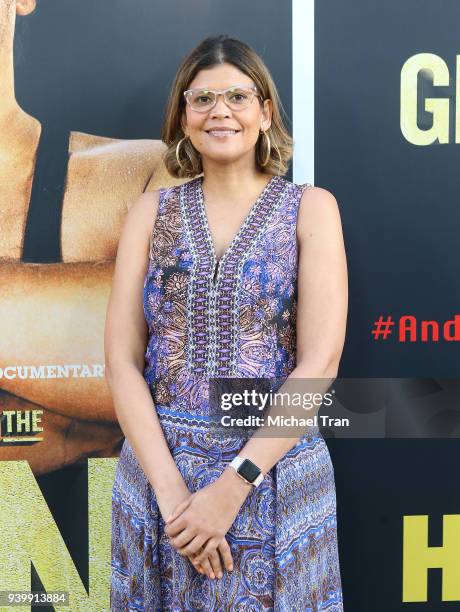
[221,185,348,482]
[104,190,190,518]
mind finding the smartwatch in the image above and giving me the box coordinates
[229,456,264,487]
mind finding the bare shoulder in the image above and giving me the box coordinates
[105,193,162,372]
[123,190,161,244]
[108,190,161,311]
[126,189,160,215]
[297,185,343,241]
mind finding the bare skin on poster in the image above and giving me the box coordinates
[0,0,183,473]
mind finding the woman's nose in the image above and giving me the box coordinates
[210,94,232,117]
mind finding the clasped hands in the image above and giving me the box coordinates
[164,467,251,580]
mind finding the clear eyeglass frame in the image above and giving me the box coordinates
[183,84,262,113]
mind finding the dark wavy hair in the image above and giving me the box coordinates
[161,35,294,178]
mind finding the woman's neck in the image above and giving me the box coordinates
[200,161,272,203]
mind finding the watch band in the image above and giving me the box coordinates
[229,456,264,487]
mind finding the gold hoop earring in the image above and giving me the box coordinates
[175,136,189,170]
[260,130,271,167]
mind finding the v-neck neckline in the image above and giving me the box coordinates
[195,174,278,267]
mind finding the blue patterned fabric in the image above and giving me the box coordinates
[110,175,344,611]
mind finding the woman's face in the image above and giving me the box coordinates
[181,62,272,169]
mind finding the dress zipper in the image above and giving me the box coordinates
[212,259,220,286]
[208,259,220,377]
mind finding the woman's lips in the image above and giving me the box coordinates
[206,130,240,138]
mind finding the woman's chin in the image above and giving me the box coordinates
[201,148,247,165]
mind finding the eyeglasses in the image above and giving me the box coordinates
[183,84,262,113]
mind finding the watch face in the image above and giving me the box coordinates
[238,459,261,483]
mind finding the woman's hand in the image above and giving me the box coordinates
[187,536,233,579]
[157,479,191,526]
[157,481,210,574]
[164,467,252,579]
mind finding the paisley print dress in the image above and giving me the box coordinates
[110,175,344,611]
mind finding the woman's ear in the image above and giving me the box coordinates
[261,99,273,132]
[180,112,188,137]
[16,0,36,17]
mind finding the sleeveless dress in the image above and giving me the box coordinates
[110,175,344,611]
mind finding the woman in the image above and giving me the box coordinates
[105,35,347,610]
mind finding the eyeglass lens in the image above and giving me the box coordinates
[187,87,255,111]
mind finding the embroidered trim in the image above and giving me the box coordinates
[180,181,213,376]
[194,176,280,377]
[213,179,291,376]
[181,176,291,376]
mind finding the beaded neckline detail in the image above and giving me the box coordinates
[195,174,278,283]
[180,175,291,377]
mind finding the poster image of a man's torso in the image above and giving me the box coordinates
[0,0,185,475]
